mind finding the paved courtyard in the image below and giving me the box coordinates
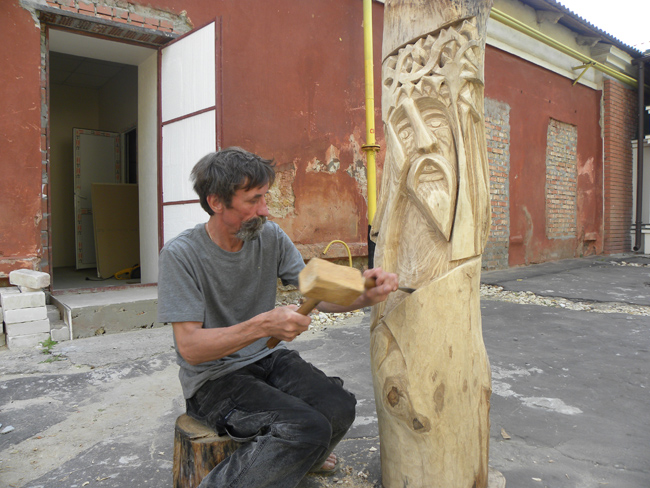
[0,254,648,487]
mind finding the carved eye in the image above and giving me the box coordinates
[427,119,443,130]
[398,126,413,143]
[420,109,452,149]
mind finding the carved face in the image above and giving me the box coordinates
[372,18,491,293]
[387,94,458,241]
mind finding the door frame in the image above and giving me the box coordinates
[43,23,166,288]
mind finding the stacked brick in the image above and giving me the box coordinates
[545,119,578,239]
[42,0,187,37]
[0,270,68,350]
[603,80,637,254]
[483,98,511,270]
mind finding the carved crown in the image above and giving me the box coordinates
[382,19,484,122]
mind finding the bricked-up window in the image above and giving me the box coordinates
[545,119,577,239]
[483,98,510,270]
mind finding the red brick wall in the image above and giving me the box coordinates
[43,0,185,34]
[602,80,637,254]
[483,98,511,270]
[545,119,578,239]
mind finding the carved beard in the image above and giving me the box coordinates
[236,216,267,241]
[395,160,456,292]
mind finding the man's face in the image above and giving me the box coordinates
[387,93,457,240]
[223,183,270,241]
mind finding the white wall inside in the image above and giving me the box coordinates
[50,29,153,65]
[49,63,138,269]
[50,85,100,267]
[138,52,160,284]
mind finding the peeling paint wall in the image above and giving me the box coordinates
[306,144,341,174]
[0,0,629,283]
[267,163,296,220]
[0,4,43,279]
[345,133,369,204]
[194,0,385,260]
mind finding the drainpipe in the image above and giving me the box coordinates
[362,0,380,267]
[633,59,645,251]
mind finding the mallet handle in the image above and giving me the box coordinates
[364,277,377,289]
[266,297,321,349]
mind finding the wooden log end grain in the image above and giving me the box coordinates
[487,467,506,488]
[173,414,241,488]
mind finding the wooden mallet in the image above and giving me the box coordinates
[266,258,412,348]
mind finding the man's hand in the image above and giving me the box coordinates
[361,267,399,306]
[262,305,311,342]
[173,305,311,365]
[316,267,399,313]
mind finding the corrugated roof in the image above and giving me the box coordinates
[518,0,645,56]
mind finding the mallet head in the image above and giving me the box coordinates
[299,258,365,306]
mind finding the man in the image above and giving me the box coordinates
[158,147,398,488]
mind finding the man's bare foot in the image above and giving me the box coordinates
[321,453,337,471]
[310,453,339,475]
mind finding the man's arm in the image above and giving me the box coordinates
[317,267,399,314]
[174,305,311,366]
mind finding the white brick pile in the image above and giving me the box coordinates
[0,270,68,350]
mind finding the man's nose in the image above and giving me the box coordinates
[257,196,271,217]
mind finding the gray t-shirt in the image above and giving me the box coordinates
[157,221,305,399]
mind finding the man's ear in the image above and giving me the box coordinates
[206,194,224,214]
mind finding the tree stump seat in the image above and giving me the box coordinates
[173,414,240,488]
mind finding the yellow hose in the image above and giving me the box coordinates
[323,240,353,267]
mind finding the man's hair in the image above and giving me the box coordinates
[191,147,276,215]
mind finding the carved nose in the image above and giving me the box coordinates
[414,123,438,154]
[403,98,437,154]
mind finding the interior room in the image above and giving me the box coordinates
[48,30,158,290]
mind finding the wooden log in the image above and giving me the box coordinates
[173,414,240,488]
[371,259,492,487]
[370,1,496,486]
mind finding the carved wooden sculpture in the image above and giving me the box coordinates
[370,1,494,487]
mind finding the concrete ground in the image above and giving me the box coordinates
[0,254,648,487]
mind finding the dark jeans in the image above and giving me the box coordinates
[186,349,357,488]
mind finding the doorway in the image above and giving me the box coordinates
[48,29,159,290]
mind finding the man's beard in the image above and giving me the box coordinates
[236,216,267,241]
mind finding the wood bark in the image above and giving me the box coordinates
[173,414,240,488]
[370,1,495,486]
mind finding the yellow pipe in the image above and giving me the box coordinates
[362,0,379,225]
[322,240,353,267]
[490,8,638,88]
[572,62,595,86]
